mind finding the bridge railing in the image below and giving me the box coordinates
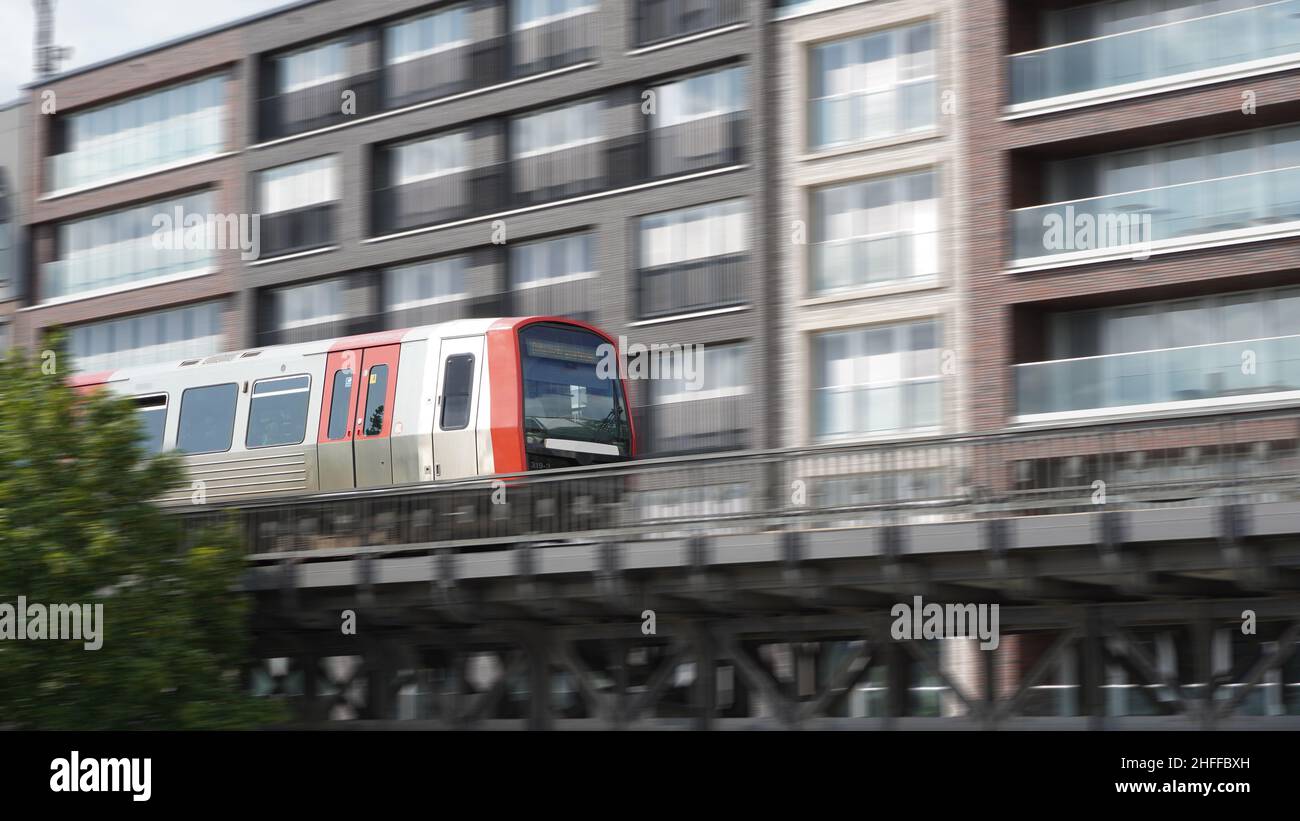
[174,407,1300,557]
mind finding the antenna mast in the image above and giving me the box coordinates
[33,0,73,79]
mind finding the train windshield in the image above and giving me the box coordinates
[519,323,630,463]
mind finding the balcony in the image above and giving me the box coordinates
[259,203,336,259]
[1015,334,1300,420]
[1009,0,1300,111]
[256,314,382,348]
[256,12,596,142]
[1010,163,1300,266]
[41,248,212,304]
[46,106,225,192]
[381,14,596,111]
[510,10,597,77]
[632,0,745,47]
[634,394,752,456]
[636,253,745,320]
[258,73,382,142]
[383,41,481,110]
[371,111,747,236]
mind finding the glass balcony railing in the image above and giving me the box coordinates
[46,107,225,192]
[1009,0,1300,107]
[1015,334,1300,418]
[42,246,214,303]
[1010,164,1300,263]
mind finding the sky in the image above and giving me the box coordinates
[0,0,290,102]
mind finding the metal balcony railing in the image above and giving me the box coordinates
[371,111,747,236]
[258,73,382,142]
[257,12,597,141]
[635,252,746,319]
[632,0,746,47]
[258,203,336,259]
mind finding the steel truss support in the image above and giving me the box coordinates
[255,597,1300,728]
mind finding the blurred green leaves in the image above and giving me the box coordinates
[0,341,284,729]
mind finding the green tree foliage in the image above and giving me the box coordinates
[0,344,284,728]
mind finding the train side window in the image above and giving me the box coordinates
[327,369,353,439]
[363,365,388,435]
[440,354,475,430]
[134,394,168,455]
[177,383,238,454]
[247,374,311,448]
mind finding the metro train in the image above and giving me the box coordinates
[70,317,636,505]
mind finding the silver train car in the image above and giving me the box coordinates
[70,317,636,505]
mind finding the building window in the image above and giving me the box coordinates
[44,191,214,303]
[382,132,470,230]
[1016,124,1300,261]
[0,208,11,301]
[812,169,938,293]
[384,5,471,105]
[510,0,598,76]
[511,100,605,200]
[644,341,750,454]
[513,100,603,157]
[637,199,747,318]
[68,301,223,373]
[269,277,349,342]
[1017,285,1300,417]
[511,233,595,290]
[262,39,377,139]
[1012,0,1300,106]
[384,256,468,312]
[393,132,469,182]
[651,342,747,404]
[50,74,225,192]
[277,41,347,94]
[814,320,941,438]
[1045,124,1300,201]
[257,156,338,258]
[247,375,311,448]
[633,0,747,48]
[177,383,238,455]
[809,21,935,150]
[650,65,747,176]
[1049,286,1300,360]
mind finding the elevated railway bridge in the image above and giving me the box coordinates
[181,407,1300,729]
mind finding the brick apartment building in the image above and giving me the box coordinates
[9,0,1300,718]
[967,0,1300,436]
[15,0,769,458]
[0,97,27,348]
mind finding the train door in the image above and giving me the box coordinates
[318,348,360,491]
[432,335,484,480]
[353,344,399,488]
[317,344,401,490]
